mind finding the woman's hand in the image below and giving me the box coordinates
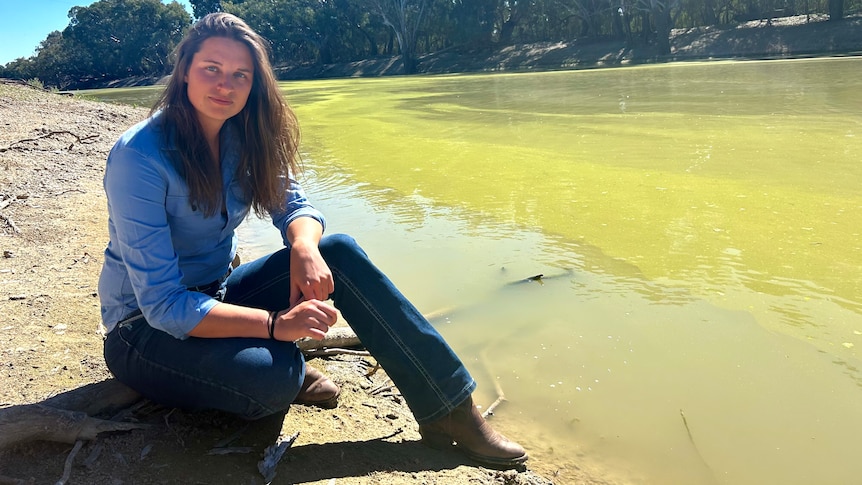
[289,238,334,307]
[272,299,337,341]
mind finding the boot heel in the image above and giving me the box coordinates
[419,427,454,450]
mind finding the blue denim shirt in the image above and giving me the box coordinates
[98,112,325,339]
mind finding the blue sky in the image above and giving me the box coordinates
[0,0,193,65]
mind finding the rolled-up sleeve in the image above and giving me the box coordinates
[104,146,218,339]
[269,177,326,246]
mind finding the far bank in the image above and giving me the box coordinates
[96,14,861,90]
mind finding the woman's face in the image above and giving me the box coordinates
[184,36,254,137]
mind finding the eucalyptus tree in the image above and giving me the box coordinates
[189,0,224,17]
[224,0,376,66]
[430,0,497,49]
[3,0,190,88]
[829,0,844,19]
[61,0,190,81]
[361,0,429,73]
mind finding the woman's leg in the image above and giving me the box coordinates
[103,314,305,420]
[224,233,476,424]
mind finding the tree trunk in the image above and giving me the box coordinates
[828,0,844,21]
[653,5,672,55]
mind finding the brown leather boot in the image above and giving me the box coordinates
[419,396,528,467]
[293,365,340,409]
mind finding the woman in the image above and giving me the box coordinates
[99,13,527,468]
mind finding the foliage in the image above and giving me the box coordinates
[1,0,190,89]
[1,0,859,85]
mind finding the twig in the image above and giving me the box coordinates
[53,189,86,197]
[82,443,103,469]
[55,440,84,485]
[213,423,250,448]
[679,409,719,484]
[479,350,508,419]
[364,362,382,378]
[303,347,371,358]
[0,214,20,234]
[376,428,404,441]
[680,409,695,443]
[368,384,394,396]
[483,394,507,419]
[207,446,253,455]
[1,130,99,152]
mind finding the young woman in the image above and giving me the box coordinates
[99,13,527,468]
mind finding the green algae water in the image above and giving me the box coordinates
[83,56,862,484]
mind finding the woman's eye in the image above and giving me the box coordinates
[235,72,248,79]
[205,66,218,72]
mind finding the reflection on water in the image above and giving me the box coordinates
[85,57,862,485]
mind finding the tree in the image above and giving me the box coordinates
[828,0,844,20]
[363,0,428,74]
[58,0,190,85]
[190,0,221,17]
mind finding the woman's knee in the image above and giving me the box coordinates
[319,233,368,265]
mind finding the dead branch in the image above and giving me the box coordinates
[303,347,371,358]
[0,404,146,448]
[1,130,99,152]
[0,379,144,449]
[296,326,361,352]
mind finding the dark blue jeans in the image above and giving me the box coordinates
[104,233,476,423]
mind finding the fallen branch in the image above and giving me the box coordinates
[0,378,143,449]
[0,404,146,448]
[296,326,361,352]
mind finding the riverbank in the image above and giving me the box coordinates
[0,83,570,483]
[278,14,862,80]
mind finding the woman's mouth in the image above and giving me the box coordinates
[210,97,232,106]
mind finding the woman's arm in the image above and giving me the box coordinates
[188,297,336,341]
[286,216,333,307]
[190,217,336,340]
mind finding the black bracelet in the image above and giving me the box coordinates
[267,311,277,340]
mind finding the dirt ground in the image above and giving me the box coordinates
[1,15,860,484]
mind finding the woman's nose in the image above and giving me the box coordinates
[218,75,233,91]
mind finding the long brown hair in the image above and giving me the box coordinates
[152,13,300,217]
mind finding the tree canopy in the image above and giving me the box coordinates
[1,0,858,87]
